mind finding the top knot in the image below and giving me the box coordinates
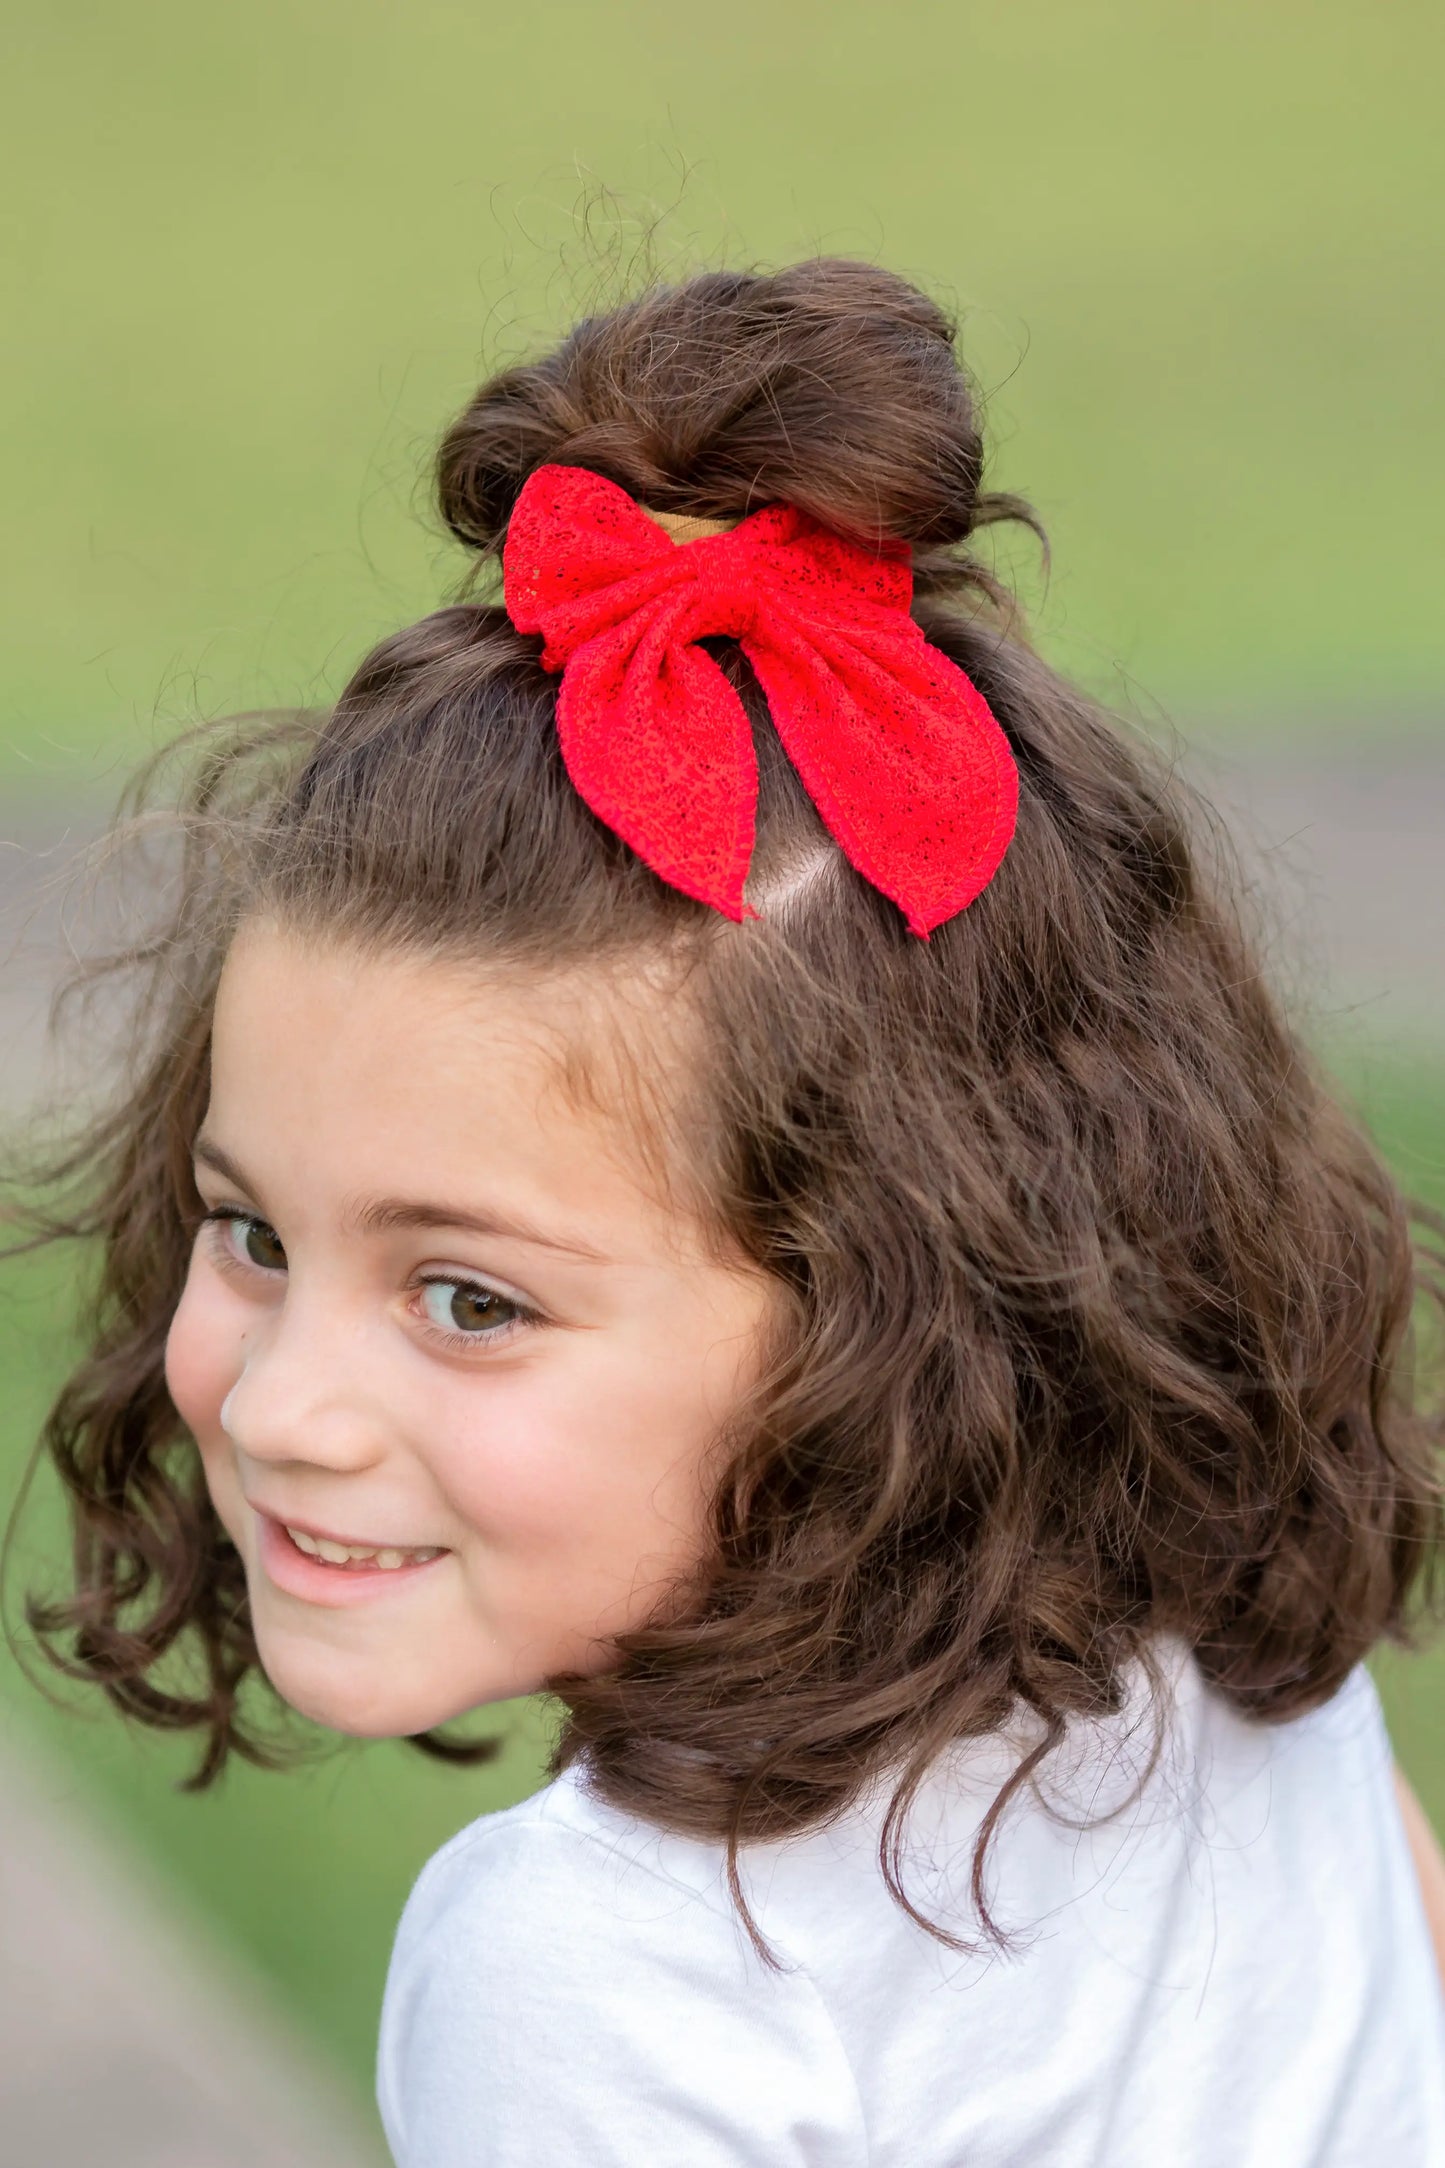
[436,259,1001,586]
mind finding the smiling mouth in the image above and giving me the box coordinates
[281,1524,445,1572]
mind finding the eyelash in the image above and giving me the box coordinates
[196,1208,539,1353]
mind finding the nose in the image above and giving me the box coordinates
[221,1289,388,1478]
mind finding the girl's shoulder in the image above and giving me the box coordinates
[377,1651,1445,2167]
[387,1750,778,1957]
[376,1761,869,2166]
[386,1639,1406,1999]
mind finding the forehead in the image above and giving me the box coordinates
[207,919,707,1249]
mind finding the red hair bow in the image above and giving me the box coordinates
[502,464,1018,937]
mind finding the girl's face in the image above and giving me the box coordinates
[165,920,774,1739]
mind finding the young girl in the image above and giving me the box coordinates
[19,258,1445,2163]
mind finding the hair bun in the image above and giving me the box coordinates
[437,259,990,564]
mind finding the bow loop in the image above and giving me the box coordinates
[502,463,1017,934]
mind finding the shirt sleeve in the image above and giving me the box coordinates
[376,1815,868,2168]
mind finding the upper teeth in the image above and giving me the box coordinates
[285,1527,443,1570]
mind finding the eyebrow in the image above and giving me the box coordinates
[191,1134,611,1264]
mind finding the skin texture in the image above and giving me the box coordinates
[164,920,775,1740]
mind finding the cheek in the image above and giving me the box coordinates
[425,1336,736,1584]
[164,1253,243,1446]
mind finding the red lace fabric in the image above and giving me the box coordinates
[503,464,1018,936]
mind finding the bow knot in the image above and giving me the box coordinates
[683,535,760,641]
[503,464,1017,936]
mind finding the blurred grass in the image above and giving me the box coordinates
[2,1041,1441,2111]
[3,0,1444,792]
[1331,1043,1445,1820]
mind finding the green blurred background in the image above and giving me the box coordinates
[2,0,1442,2124]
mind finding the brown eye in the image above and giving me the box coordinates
[243,1219,286,1271]
[207,1212,286,1272]
[420,1281,523,1337]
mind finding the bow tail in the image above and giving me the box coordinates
[556,621,759,919]
[745,624,1018,937]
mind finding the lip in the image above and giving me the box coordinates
[252,1510,450,1608]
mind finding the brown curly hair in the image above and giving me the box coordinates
[9,258,1444,1952]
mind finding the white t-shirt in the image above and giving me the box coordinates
[377,1639,1445,2165]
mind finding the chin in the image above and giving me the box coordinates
[256,1623,534,1738]
[253,1637,467,1740]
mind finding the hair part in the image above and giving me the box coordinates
[7,257,1443,1958]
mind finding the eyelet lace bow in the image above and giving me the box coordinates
[503,463,1018,936]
